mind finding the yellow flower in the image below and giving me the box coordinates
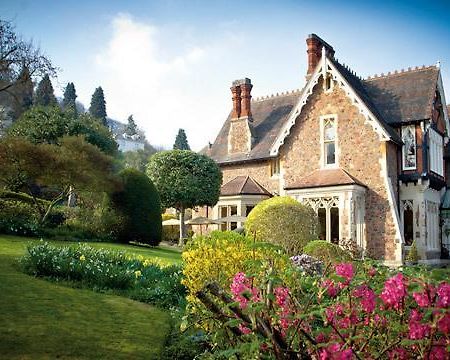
[134,270,142,278]
[79,255,86,261]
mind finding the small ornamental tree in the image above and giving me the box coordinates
[147,150,222,245]
[112,168,162,245]
[245,196,318,255]
[34,74,57,106]
[89,86,107,125]
[173,128,190,150]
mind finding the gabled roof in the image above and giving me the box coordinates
[221,176,272,196]
[208,91,302,164]
[363,66,439,124]
[284,168,366,190]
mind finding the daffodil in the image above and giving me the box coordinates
[134,270,142,278]
[80,255,86,261]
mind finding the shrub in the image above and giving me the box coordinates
[21,242,185,309]
[112,169,162,245]
[245,196,318,255]
[0,199,41,236]
[406,240,419,264]
[303,240,351,267]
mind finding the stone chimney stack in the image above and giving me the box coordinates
[306,34,335,76]
[228,78,254,154]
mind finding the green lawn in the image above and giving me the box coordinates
[0,235,182,359]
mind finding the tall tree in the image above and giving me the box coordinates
[34,74,57,106]
[89,86,107,125]
[173,128,190,150]
[147,150,222,245]
[63,82,77,115]
[10,66,34,120]
[0,19,56,95]
[125,114,138,136]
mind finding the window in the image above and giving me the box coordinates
[270,158,280,177]
[402,125,416,170]
[322,116,337,167]
[429,128,444,176]
[324,74,333,92]
[245,205,254,217]
[402,200,414,246]
[303,196,340,243]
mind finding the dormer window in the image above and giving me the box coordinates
[321,115,337,167]
[401,125,416,170]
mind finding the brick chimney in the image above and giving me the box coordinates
[306,34,335,76]
[228,78,254,154]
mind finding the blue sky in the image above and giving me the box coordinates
[2,0,450,149]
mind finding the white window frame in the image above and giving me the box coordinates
[401,125,417,170]
[320,114,338,168]
[270,158,281,178]
[429,128,444,176]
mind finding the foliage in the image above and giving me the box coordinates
[191,261,450,359]
[147,150,222,242]
[117,147,157,172]
[245,196,318,255]
[182,231,291,316]
[89,86,107,125]
[406,240,419,264]
[173,128,191,150]
[34,74,57,106]
[0,199,41,236]
[62,82,77,115]
[303,240,352,267]
[21,242,185,309]
[0,19,56,95]
[124,114,138,136]
[7,105,117,154]
[0,136,115,223]
[112,168,162,245]
[9,66,33,120]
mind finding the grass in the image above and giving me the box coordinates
[0,235,180,359]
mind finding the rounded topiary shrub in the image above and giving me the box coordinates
[302,240,351,266]
[112,168,162,245]
[245,196,318,255]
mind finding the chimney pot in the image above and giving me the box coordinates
[230,82,242,119]
[306,34,335,76]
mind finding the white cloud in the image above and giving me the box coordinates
[92,13,236,150]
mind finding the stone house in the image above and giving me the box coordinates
[200,34,449,265]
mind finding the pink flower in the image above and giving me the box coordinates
[427,345,447,360]
[413,283,436,307]
[319,343,353,360]
[380,273,407,310]
[388,347,409,360]
[437,312,450,334]
[322,279,338,298]
[230,272,259,309]
[408,309,430,339]
[238,323,252,335]
[436,282,450,308]
[335,263,354,285]
[353,285,376,313]
[368,267,377,277]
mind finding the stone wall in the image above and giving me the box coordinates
[228,118,251,154]
[279,79,399,260]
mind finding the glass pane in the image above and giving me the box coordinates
[318,208,326,240]
[324,122,335,141]
[245,206,254,217]
[404,209,413,246]
[326,143,335,165]
[230,206,237,216]
[330,208,339,244]
[220,207,227,217]
[230,222,237,230]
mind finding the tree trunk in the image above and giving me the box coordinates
[179,205,186,247]
[67,185,76,207]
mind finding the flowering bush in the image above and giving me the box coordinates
[21,242,185,309]
[192,261,450,359]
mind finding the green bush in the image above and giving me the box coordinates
[113,169,162,245]
[0,199,41,236]
[302,240,351,266]
[245,196,318,255]
[406,240,419,264]
[21,242,185,309]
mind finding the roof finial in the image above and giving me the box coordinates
[436,60,441,69]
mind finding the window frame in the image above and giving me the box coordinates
[401,125,417,171]
[320,114,338,168]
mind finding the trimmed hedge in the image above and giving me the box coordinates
[302,240,351,266]
[245,196,318,255]
[113,169,162,245]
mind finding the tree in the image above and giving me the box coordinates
[0,19,56,95]
[112,168,162,245]
[173,128,190,150]
[147,150,222,245]
[7,105,118,155]
[245,196,318,255]
[125,114,138,136]
[119,147,157,172]
[63,82,77,115]
[89,86,107,125]
[34,74,57,106]
[0,136,115,223]
[9,66,33,120]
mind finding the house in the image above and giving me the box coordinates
[106,118,145,152]
[199,34,449,265]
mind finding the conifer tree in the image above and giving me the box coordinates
[63,82,77,115]
[11,66,33,119]
[34,74,57,106]
[89,86,107,125]
[125,114,138,136]
[173,128,190,150]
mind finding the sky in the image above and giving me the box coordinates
[2,0,450,150]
